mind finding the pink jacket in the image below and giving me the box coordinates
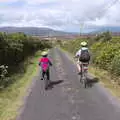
[39,57,52,71]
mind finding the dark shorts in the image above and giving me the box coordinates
[41,69,50,80]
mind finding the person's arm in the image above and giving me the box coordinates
[39,62,41,66]
[38,58,41,66]
[48,59,52,66]
[49,61,52,66]
[75,49,81,58]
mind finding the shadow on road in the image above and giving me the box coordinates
[87,77,99,88]
[47,80,64,90]
[50,80,64,86]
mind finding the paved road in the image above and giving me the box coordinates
[17,48,120,120]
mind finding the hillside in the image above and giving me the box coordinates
[90,26,120,34]
[0,27,77,36]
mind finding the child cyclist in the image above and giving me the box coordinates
[39,51,52,82]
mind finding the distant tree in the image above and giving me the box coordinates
[102,31,112,42]
[93,31,112,42]
[0,32,4,41]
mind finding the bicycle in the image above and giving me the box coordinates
[79,63,88,88]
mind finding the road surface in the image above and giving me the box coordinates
[17,48,120,120]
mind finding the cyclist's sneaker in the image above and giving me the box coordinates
[45,86,48,90]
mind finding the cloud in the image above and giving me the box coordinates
[0,0,120,32]
[24,0,58,5]
[0,0,19,3]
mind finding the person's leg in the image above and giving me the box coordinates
[76,61,82,74]
[86,62,89,71]
[41,70,45,80]
[40,67,43,80]
[77,63,80,72]
[46,69,50,81]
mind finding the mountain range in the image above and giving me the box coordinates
[0,26,120,36]
[90,26,120,34]
[0,27,77,36]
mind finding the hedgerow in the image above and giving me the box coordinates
[60,31,120,78]
[0,32,52,89]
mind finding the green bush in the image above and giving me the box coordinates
[60,32,120,78]
[0,65,9,89]
[110,51,120,76]
[62,38,88,54]
[0,32,51,68]
[93,43,120,69]
[90,41,104,63]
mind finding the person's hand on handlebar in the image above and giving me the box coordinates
[74,55,78,61]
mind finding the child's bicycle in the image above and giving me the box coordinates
[42,70,51,90]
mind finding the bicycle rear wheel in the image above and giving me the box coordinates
[80,73,82,83]
[80,64,85,87]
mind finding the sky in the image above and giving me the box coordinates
[0,0,120,32]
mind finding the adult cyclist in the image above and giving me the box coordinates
[74,41,90,75]
[39,51,52,82]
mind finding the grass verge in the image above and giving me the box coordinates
[0,51,41,120]
[61,47,120,100]
[89,66,120,99]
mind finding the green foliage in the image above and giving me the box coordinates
[0,65,9,89]
[62,38,88,54]
[94,34,103,41]
[91,38,120,67]
[102,31,112,42]
[92,31,112,43]
[61,32,120,77]
[110,51,120,76]
[95,44,118,68]
[90,35,120,77]
[90,41,104,62]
